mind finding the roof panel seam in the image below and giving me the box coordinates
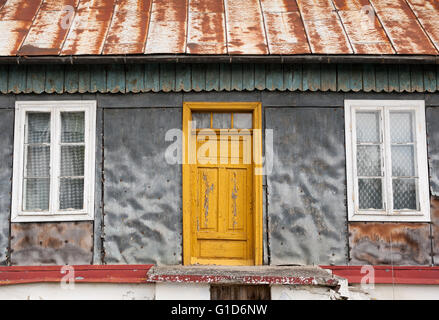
[404,0,439,54]
[100,0,118,56]
[367,0,397,54]
[329,0,355,54]
[58,0,82,57]
[143,0,154,54]
[16,0,45,56]
[257,0,270,55]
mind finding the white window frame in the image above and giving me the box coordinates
[12,100,96,222]
[345,100,430,222]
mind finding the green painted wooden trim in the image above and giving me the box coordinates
[3,63,439,94]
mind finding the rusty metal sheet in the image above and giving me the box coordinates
[103,0,152,55]
[19,0,80,56]
[145,0,188,54]
[369,0,437,55]
[0,0,42,56]
[265,108,348,266]
[0,0,42,21]
[296,0,353,54]
[430,197,439,265]
[406,0,439,53]
[10,222,93,266]
[186,0,227,54]
[349,223,432,265]
[103,108,182,265]
[260,0,310,54]
[224,0,268,54]
[61,0,116,55]
[332,0,394,54]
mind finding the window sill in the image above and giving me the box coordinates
[349,213,430,222]
[11,213,94,223]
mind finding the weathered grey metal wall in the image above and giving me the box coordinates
[0,109,13,265]
[10,222,94,265]
[427,107,439,196]
[102,108,182,265]
[265,107,348,265]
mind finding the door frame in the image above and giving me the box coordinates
[182,102,263,265]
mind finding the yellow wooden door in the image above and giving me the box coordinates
[189,112,255,265]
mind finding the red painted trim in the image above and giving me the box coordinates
[0,265,154,285]
[1,264,438,286]
[321,266,439,285]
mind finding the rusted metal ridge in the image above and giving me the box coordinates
[2,54,439,65]
[0,0,438,59]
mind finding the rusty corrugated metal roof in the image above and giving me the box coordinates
[0,0,439,57]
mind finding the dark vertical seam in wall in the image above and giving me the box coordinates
[342,94,351,264]
[100,106,106,264]
[263,105,271,265]
[430,223,434,266]
[6,104,14,265]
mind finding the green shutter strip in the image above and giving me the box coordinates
[3,63,439,94]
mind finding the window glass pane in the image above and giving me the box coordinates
[233,113,252,129]
[27,113,50,143]
[61,146,85,176]
[26,145,50,177]
[212,113,231,129]
[24,178,49,211]
[59,178,84,210]
[358,178,383,209]
[393,178,418,210]
[357,145,381,176]
[356,111,380,143]
[391,145,415,177]
[390,112,414,143]
[61,112,84,143]
[192,112,210,129]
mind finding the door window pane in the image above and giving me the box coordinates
[233,113,252,129]
[212,113,231,129]
[192,112,210,129]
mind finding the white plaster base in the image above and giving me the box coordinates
[155,282,210,300]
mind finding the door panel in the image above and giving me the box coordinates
[190,120,254,265]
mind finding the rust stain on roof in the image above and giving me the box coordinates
[225,0,268,55]
[61,0,116,56]
[0,0,437,57]
[145,0,188,54]
[19,0,80,56]
[369,0,438,55]
[103,0,152,55]
[406,0,439,53]
[260,0,310,54]
[296,0,353,54]
[187,0,227,54]
[333,0,394,54]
